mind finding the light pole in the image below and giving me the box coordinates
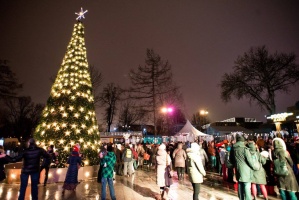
[200,109,209,133]
[161,106,174,136]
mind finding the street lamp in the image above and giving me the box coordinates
[161,107,173,114]
[200,109,209,133]
[200,110,208,115]
[161,106,174,136]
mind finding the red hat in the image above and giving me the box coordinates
[73,145,79,152]
[215,142,224,148]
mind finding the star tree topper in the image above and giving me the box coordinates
[75,7,88,20]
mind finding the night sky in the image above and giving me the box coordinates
[1,1,299,123]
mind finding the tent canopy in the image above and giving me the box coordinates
[176,120,208,136]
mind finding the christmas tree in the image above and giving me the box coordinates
[34,8,100,166]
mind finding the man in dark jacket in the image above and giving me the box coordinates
[230,135,259,200]
[39,146,54,186]
[12,138,50,200]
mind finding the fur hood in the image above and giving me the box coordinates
[272,138,286,150]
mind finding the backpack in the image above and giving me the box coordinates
[126,149,132,158]
[225,152,233,168]
[273,158,289,176]
[251,152,261,171]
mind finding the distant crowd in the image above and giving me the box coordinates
[1,133,299,200]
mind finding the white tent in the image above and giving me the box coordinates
[176,120,208,137]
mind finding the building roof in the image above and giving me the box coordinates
[208,125,253,135]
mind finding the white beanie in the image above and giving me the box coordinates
[191,143,200,151]
[158,143,166,150]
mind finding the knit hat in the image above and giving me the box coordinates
[158,143,166,150]
[73,145,80,152]
[236,134,245,142]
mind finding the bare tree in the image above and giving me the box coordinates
[3,96,44,142]
[129,49,181,136]
[0,60,22,100]
[220,46,299,114]
[100,83,122,132]
[89,65,103,107]
[118,99,148,128]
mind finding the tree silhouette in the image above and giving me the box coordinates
[0,60,22,100]
[129,49,181,135]
[220,46,299,114]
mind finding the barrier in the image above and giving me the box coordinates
[4,163,99,184]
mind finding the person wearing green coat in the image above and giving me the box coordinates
[230,134,259,200]
[273,138,299,200]
[247,142,268,200]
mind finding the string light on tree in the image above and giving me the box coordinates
[34,9,100,166]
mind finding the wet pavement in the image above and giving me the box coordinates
[0,169,280,200]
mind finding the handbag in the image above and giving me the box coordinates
[167,165,173,178]
[166,154,173,178]
[144,153,150,161]
[273,158,288,176]
[251,153,261,171]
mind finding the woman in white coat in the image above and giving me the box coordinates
[187,143,206,200]
[156,143,172,200]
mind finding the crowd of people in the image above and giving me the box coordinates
[197,133,299,200]
[1,133,299,200]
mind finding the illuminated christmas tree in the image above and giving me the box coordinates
[34,8,100,166]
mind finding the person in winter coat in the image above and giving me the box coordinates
[12,138,50,200]
[62,144,82,194]
[97,143,107,182]
[187,143,206,200]
[247,142,268,200]
[137,143,145,169]
[156,143,172,200]
[114,144,122,175]
[122,144,133,177]
[229,135,259,200]
[100,145,116,200]
[39,146,54,186]
[273,138,299,200]
[219,145,227,181]
[208,141,216,171]
[0,147,11,182]
[224,145,235,183]
[172,143,187,180]
[198,143,208,170]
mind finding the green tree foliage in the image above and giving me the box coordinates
[0,60,22,100]
[99,83,122,132]
[220,46,299,114]
[129,49,183,135]
[34,21,100,166]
